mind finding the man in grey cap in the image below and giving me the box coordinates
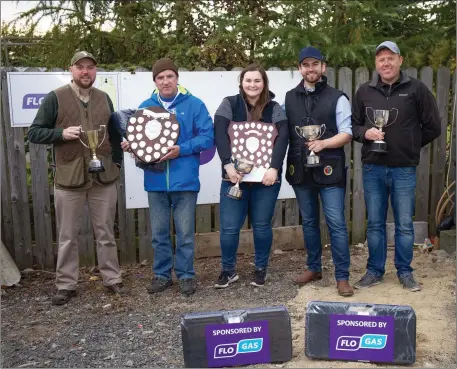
[28,51,128,305]
[351,41,441,292]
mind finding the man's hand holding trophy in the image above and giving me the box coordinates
[78,125,107,173]
[365,107,398,153]
[295,122,326,167]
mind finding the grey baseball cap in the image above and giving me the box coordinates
[376,41,401,55]
[71,51,97,65]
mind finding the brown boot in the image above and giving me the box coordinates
[293,270,322,286]
[337,280,354,297]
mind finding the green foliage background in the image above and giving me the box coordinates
[1,0,455,70]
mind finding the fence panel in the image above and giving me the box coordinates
[415,67,434,222]
[351,67,369,243]
[1,75,33,270]
[338,67,353,234]
[430,67,451,234]
[29,143,54,269]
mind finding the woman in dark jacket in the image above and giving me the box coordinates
[214,64,289,288]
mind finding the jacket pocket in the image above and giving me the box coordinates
[312,156,344,187]
[97,158,120,184]
[54,156,86,188]
[285,147,304,185]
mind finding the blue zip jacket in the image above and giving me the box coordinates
[138,85,214,192]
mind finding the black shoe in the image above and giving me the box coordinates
[52,290,77,305]
[214,271,239,289]
[147,278,172,294]
[106,283,129,295]
[399,273,421,292]
[353,273,383,289]
[179,278,196,296]
[250,268,267,287]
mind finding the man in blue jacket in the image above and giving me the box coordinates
[122,58,214,296]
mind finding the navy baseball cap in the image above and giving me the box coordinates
[298,46,324,63]
[375,41,401,55]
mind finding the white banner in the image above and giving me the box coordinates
[7,72,120,127]
[7,71,303,208]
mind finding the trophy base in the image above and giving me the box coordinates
[88,159,105,173]
[370,141,388,153]
[226,187,242,200]
[305,155,322,168]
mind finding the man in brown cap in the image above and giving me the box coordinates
[121,57,214,296]
[28,51,128,305]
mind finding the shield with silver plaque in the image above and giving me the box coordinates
[126,106,180,163]
[228,121,278,182]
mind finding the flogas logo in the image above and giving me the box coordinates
[336,334,387,351]
[22,94,46,109]
[214,338,263,359]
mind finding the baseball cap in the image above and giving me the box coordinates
[375,41,401,55]
[71,51,97,65]
[298,46,324,63]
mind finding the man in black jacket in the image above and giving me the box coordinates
[352,41,441,292]
[286,46,354,297]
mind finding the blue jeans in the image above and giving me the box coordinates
[147,191,198,280]
[293,185,350,280]
[363,164,416,277]
[219,180,281,273]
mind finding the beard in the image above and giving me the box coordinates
[73,76,94,89]
[304,71,322,84]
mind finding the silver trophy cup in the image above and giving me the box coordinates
[79,125,107,173]
[226,158,255,200]
[295,124,326,167]
[365,108,398,153]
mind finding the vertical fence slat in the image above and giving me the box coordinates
[325,67,336,88]
[0,83,14,257]
[1,73,33,269]
[78,201,95,267]
[138,208,153,262]
[415,67,434,222]
[352,67,369,243]
[196,204,212,233]
[213,203,220,231]
[338,67,353,235]
[29,143,54,269]
[284,199,299,226]
[430,67,451,235]
[117,167,136,264]
[448,70,456,186]
[273,200,283,227]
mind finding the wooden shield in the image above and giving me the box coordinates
[228,121,278,169]
[126,106,180,163]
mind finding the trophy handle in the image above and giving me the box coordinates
[317,124,326,139]
[365,107,376,126]
[78,126,90,149]
[295,126,304,139]
[388,108,399,126]
[98,125,107,147]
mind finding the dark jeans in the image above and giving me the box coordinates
[363,164,416,277]
[219,180,281,273]
[293,184,350,280]
[147,191,198,280]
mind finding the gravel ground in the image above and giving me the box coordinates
[1,247,455,368]
[1,249,303,368]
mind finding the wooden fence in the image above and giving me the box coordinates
[1,66,455,270]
